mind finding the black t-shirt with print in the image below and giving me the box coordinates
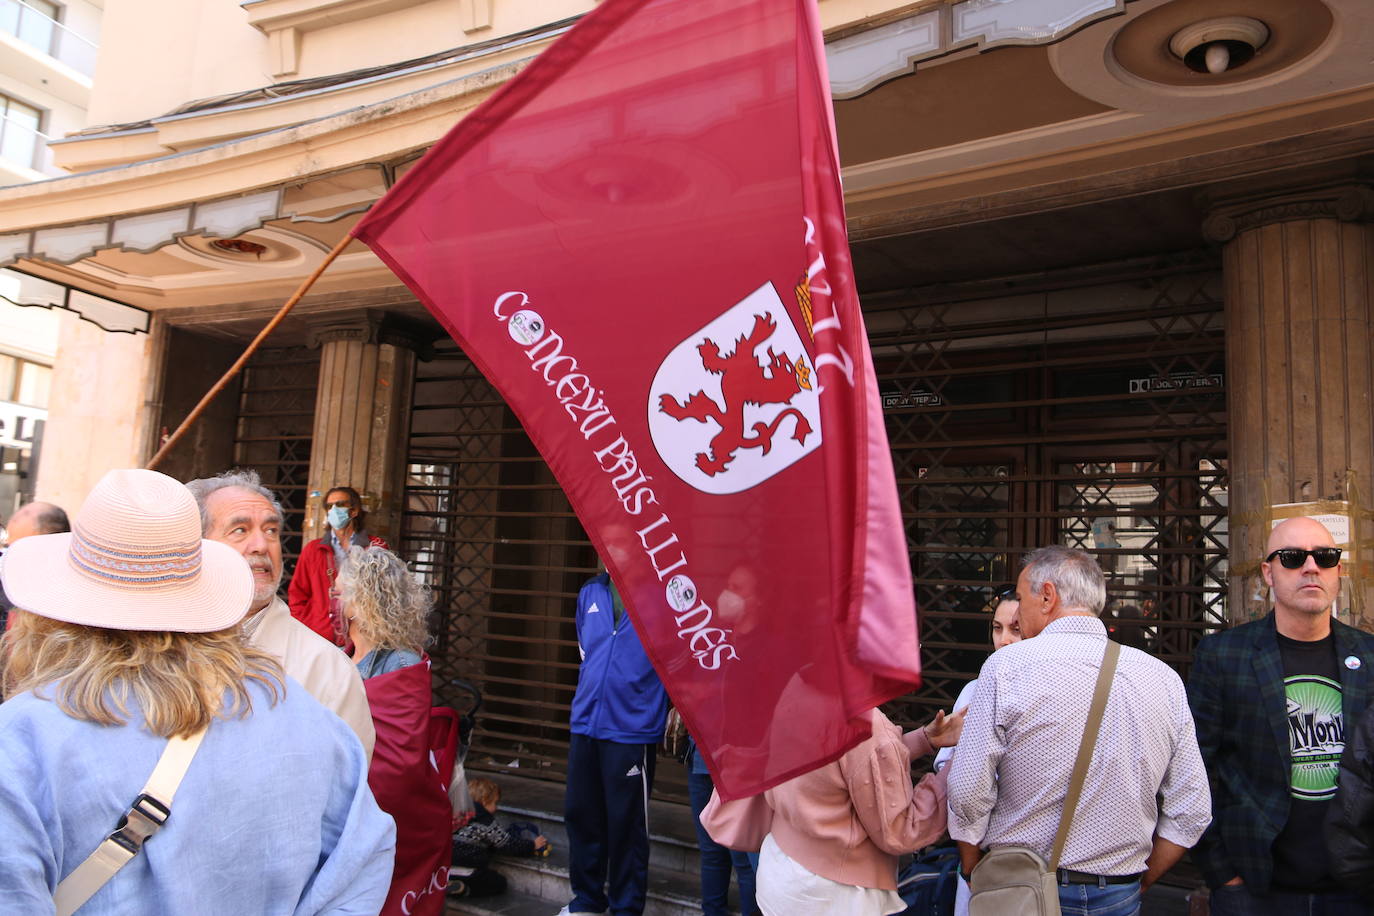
[1270,632,1344,892]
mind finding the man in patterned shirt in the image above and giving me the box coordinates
[1189,517,1374,915]
[948,545,1211,915]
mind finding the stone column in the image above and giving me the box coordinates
[303,310,423,547]
[1205,183,1374,629]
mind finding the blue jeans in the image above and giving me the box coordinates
[687,766,758,916]
[1208,883,1373,915]
[1057,880,1141,916]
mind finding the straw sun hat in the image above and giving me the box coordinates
[0,468,253,632]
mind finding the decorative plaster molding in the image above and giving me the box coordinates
[460,0,494,34]
[827,0,1126,99]
[827,11,939,99]
[0,185,333,268]
[243,0,419,77]
[306,309,437,355]
[1202,184,1374,242]
[307,309,384,347]
[269,26,302,78]
[951,0,1123,47]
[0,267,148,334]
[242,0,418,34]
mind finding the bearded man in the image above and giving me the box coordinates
[186,469,374,760]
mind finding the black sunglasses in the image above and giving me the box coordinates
[1265,547,1342,570]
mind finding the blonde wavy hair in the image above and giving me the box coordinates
[2,612,283,738]
[337,545,433,654]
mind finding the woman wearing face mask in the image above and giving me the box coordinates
[288,485,389,644]
[934,586,1022,916]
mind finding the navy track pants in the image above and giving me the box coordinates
[564,734,656,916]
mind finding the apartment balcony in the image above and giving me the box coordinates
[0,113,60,185]
[0,0,96,107]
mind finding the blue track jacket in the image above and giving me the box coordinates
[569,573,668,743]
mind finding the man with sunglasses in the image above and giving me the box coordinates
[1188,516,1374,915]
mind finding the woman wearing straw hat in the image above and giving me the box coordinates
[0,468,397,915]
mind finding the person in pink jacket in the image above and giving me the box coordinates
[702,706,963,916]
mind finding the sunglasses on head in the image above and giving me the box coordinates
[1265,547,1342,570]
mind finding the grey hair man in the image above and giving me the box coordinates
[185,469,374,760]
[948,545,1211,915]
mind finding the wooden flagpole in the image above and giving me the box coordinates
[145,231,356,471]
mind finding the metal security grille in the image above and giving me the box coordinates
[869,252,1228,729]
[233,346,319,575]
[403,253,1228,797]
[400,340,701,798]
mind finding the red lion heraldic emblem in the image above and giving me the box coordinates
[658,312,814,476]
[649,283,822,495]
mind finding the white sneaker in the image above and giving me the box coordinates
[554,908,609,916]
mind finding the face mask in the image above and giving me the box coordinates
[327,506,352,530]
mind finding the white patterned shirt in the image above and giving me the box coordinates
[947,615,1211,875]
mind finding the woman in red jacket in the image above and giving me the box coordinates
[288,485,388,643]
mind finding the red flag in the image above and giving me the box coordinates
[364,659,454,916]
[353,0,919,800]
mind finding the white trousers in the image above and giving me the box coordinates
[756,833,906,916]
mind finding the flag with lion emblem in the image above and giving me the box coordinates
[352,0,920,800]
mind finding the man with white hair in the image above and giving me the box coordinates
[948,545,1211,916]
[185,469,375,760]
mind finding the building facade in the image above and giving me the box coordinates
[0,0,1370,792]
[0,0,99,519]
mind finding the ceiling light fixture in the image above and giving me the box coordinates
[1169,16,1270,75]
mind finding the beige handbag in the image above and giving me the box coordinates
[967,640,1120,916]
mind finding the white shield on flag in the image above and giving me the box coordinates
[648,282,821,495]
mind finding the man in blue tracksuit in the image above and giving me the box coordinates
[557,570,669,916]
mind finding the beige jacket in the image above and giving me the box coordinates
[247,597,376,762]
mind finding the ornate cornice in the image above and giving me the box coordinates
[306,308,437,356]
[1202,183,1374,242]
[307,309,383,347]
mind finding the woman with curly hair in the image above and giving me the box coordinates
[335,544,455,916]
[336,545,432,678]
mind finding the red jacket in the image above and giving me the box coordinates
[288,532,389,643]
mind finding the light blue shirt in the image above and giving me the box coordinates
[355,647,422,680]
[0,675,397,915]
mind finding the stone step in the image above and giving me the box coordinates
[483,772,702,877]
[473,839,703,916]
[445,886,552,916]
[466,772,750,915]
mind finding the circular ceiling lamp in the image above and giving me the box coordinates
[1169,16,1270,74]
[1104,0,1331,90]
